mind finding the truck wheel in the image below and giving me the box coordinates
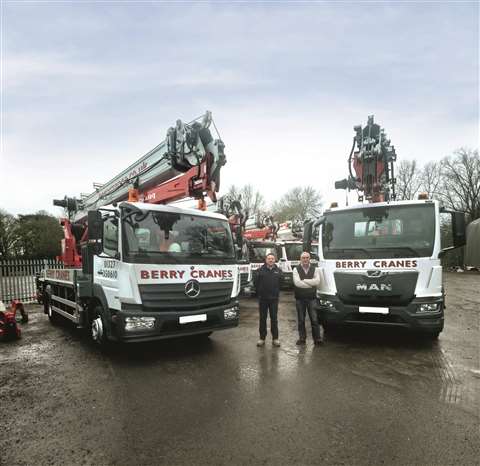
[90,306,109,348]
[47,299,61,325]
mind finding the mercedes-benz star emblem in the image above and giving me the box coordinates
[184,279,201,298]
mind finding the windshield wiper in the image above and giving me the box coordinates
[129,250,149,256]
[376,246,420,257]
[189,251,230,257]
[129,251,182,262]
[326,248,372,258]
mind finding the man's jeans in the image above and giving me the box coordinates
[296,298,321,341]
[259,299,279,340]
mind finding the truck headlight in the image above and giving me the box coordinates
[318,299,335,309]
[224,308,239,320]
[418,303,440,313]
[125,316,156,331]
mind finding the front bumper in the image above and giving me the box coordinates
[110,300,240,343]
[316,294,444,333]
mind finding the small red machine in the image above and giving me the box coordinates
[0,300,28,341]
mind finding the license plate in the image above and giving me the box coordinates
[359,306,389,314]
[179,314,207,324]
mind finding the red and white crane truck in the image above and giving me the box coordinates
[37,112,241,346]
[304,116,466,338]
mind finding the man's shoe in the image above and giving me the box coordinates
[296,339,306,345]
[272,339,281,347]
[257,339,265,347]
[314,339,324,346]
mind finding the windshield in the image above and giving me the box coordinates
[123,210,235,264]
[322,204,436,259]
[248,243,281,263]
[284,243,303,261]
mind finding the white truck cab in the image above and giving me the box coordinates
[304,199,466,338]
[39,201,241,345]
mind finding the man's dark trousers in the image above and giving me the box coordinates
[259,299,279,340]
[296,298,320,341]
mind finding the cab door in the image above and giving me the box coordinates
[93,215,121,311]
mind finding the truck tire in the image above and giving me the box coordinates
[90,305,110,348]
[46,297,61,325]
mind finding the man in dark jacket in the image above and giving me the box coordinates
[293,251,323,345]
[254,253,282,347]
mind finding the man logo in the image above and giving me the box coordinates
[356,283,392,292]
[185,279,201,298]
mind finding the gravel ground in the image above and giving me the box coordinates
[0,272,478,466]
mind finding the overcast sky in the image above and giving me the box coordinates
[1,1,478,217]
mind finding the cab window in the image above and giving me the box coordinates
[103,217,118,257]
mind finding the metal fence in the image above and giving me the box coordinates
[0,259,63,304]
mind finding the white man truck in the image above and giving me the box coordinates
[303,116,466,338]
[37,112,240,346]
[304,199,465,338]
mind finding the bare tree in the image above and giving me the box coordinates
[420,161,443,199]
[395,160,422,200]
[271,186,322,222]
[439,148,480,221]
[225,184,266,219]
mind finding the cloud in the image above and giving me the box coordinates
[1,2,478,216]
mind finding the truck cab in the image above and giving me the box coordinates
[308,199,465,337]
[40,201,241,344]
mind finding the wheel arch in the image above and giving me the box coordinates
[89,284,112,338]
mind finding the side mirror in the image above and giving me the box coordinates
[303,217,325,253]
[303,220,313,253]
[452,211,466,248]
[87,210,103,255]
[234,244,242,260]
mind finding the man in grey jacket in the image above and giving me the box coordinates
[292,252,323,345]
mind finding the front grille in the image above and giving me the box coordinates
[139,281,233,312]
[345,312,406,324]
[334,271,418,307]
